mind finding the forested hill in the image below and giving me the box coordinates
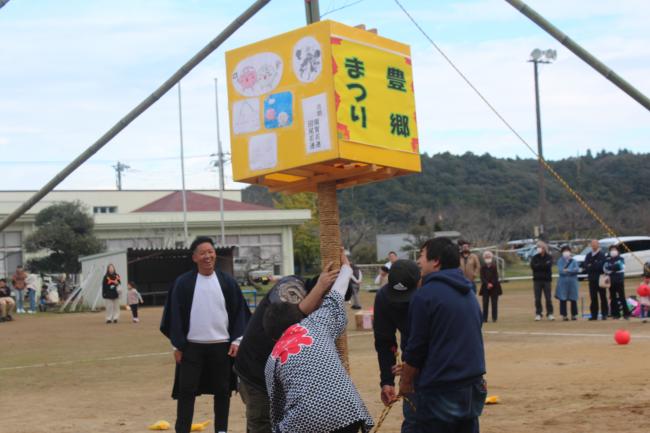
[243,150,650,246]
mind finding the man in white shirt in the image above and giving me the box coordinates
[161,236,251,433]
[374,251,398,286]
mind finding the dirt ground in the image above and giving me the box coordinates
[2,279,650,433]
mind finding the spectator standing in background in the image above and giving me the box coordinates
[25,272,38,314]
[375,251,398,286]
[479,251,502,323]
[555,246,580,321]
[11,265,27,314]
[458,240,480,291]
[531,241,554,321]
[583,239,607,321]
[102,264,122,324]
[603,245,629,320]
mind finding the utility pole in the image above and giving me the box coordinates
[214,78,226,246]
[0,0,271,234]
[112,161,130,190]
[177,82,189,247]
[529,48,555,240]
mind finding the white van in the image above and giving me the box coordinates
[575,236,650,278]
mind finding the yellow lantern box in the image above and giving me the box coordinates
[226,20,421,193]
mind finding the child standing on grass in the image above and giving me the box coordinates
[127,282,144,323]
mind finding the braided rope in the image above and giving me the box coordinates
[317,180,350,372]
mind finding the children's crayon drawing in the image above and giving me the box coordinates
[292,36,322,83]
[232,52,283,97]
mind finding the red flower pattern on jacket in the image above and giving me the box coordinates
[271,324,314,365]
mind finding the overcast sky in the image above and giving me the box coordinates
[1,0,648,191]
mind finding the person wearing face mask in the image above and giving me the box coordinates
[603,245,630,320]
[479,251,502,323]
[582,239,607,320]
[530,241,554,321]
[555,246,580,321]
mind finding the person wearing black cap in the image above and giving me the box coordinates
[160,236,251,433]
[373,259,421,433]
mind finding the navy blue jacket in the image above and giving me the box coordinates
[403,268,485,390]
[583,250,605,281]
[160,269,251,352]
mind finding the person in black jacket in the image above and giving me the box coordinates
[102,264,121,324]
[479,251,502,323]
[603,245,629,320]
[582,239,607,320]
[160,236,251,433]
[373,259,420,433]
[530,241,554,321]
[234,264,339,433]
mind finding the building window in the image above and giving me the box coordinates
[93,206,118,214]
[227,234,283,269]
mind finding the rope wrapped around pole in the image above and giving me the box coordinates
[317,181,349,372]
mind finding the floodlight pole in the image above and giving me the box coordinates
[304,0,350,372]
[0,0,271,233]
[531,57,548,240]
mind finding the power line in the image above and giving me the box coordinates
[393,0,647,269]
[320,0,366,18]
[0,153,215,165]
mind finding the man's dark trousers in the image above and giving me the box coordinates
[588,278,608,319]
[238,379,271,433]
[176,342,231,433]
[415,380,486,433]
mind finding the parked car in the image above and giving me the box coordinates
[575,236,650,278]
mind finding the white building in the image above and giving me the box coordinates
[0,189,310,277]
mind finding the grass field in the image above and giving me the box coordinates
[2,278,650,433]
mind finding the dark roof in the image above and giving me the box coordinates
[132,191,274,213]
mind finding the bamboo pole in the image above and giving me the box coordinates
[0,0,271,233]
[504,0,650,111]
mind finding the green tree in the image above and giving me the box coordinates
[25,201,104,274]
[274,192,320,274]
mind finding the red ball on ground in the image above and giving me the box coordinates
[614,329,631,345]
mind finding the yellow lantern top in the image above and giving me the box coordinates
[226,20,421,193]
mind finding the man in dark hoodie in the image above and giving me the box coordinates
[400,237,486,433]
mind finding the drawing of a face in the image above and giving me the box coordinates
[257,62,278,89]
[277,111,289,127]
[238,66,257,90]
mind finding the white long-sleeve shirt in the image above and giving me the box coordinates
[332,264,353,297]
[187,272,230,343]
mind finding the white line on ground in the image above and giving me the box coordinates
[0,351,171,372]
[484,330,650,339]
[3,329,645,371]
